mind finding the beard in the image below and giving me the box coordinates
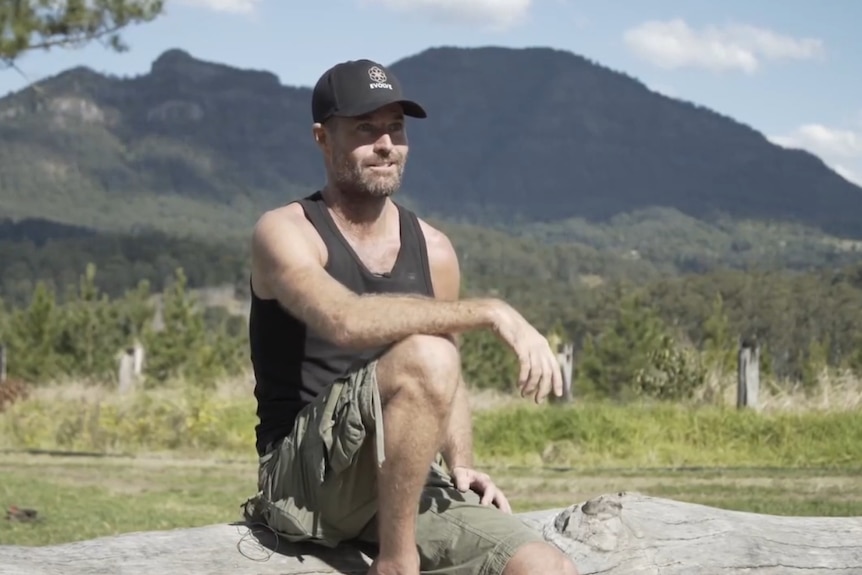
[331,148,407,199]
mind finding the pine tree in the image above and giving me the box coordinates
[0,0,163,63]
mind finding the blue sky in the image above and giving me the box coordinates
[4,0,861,185]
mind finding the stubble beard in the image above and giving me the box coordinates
[332,149,407,199]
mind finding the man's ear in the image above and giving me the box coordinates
[312,123,326,148]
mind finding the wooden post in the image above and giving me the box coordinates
[118,347,136,394]
[0,343,6,384]
[132,342,145,377]
[737,338,760,410]
[557,343,574,402]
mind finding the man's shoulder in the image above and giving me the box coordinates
[252,200,325,263]
[412,214,458,267]
[254,202,311,236]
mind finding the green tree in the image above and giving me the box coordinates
[5,281,63,381]
[574,293,704,401]
[0,0,163,63]
[142,268,206,385]
[459,330,519,392]
[701,292,736,374]
[801,336,830,390]
[634,333,706,401]
[54,262,122,379]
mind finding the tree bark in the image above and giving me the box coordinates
[1,492,860,575]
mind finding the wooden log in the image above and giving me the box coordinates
[540,491,862,574]
[1,492,860,575]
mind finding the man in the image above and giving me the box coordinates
[244,58,579,575]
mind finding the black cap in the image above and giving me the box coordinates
[312,59,427,124]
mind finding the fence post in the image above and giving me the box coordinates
[132,342,145,377]
[737,338,760,410]
[557,342,574,402]
[118,342,146,394]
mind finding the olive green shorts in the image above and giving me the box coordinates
[244,360,545,575]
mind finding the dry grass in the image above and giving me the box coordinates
[21,371,256,403]
[691,367,862,413]
[18,363,862,416]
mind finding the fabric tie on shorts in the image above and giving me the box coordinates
[372,376,385,468]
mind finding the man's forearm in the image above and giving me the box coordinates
[329,293,501,349]
[441,376,474,470]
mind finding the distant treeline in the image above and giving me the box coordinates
[0,218,249,307]
[1,254,860,400]
[3,217,862,393]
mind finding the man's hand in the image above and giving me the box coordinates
[451,466,512,514]
[489,302,564,403]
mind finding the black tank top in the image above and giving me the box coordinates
[248,191,436,455]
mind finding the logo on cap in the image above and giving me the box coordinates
[368,66,393,90]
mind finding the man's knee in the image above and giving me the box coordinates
[376,334,460,409]
[503,541,579,575]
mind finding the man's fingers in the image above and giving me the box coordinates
[482,484,512,514]
[480,487,495,506]
[517,353,531,393]
[530,352,554,403]
[522,351,543,396]
[452,468,471,492]
[544,354,559,402]
[497,491,512,514]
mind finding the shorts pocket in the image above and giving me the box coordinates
[257,442,320,542]
[262,496,318,543]
[326,390,368,476]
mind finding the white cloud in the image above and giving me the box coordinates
[362,0,531,30]
[770,124,862,186]
[623,19,824,74]
[178,0,260,14]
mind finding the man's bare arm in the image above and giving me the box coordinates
[251,209,503,349]
[441,369,474,470]
[418,221,475,470]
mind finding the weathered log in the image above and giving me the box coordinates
[1,492,860,575]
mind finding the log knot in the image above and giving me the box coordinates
[554,492,627,553]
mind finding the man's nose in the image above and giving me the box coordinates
[374,133,393,152]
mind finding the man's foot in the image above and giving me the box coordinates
[366,554,421,575]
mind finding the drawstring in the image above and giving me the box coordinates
[372,378,385,468]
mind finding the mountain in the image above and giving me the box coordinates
[0,45,860,254]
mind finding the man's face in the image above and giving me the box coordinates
[320,103,409,199]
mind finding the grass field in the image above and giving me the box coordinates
[2,451,861,547]
[2,377,861,547]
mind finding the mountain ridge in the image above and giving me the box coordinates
[0,44,859,243]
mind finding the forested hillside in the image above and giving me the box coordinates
[1,46,861,239]
[1,45,860,399]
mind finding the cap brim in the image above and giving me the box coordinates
[336,98,428,120]
[399,100,427,119]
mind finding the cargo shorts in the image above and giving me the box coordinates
[242,359,546,575]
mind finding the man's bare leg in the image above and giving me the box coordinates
[502,541,580,575]
[368,334,460,575]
